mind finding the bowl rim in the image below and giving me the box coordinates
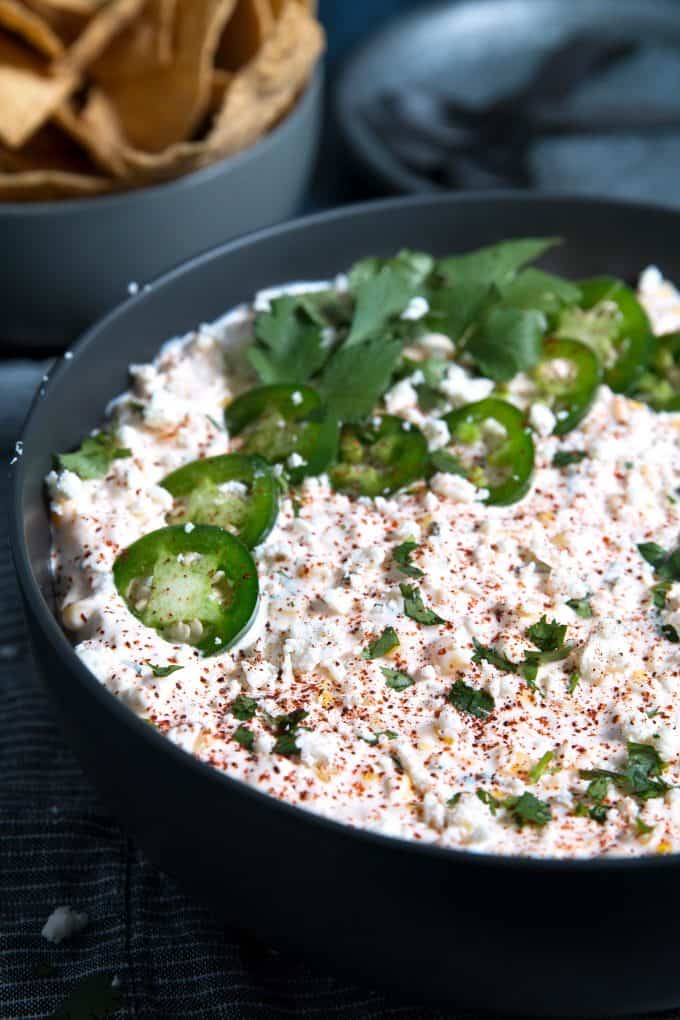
[0,66,322,217]
[11,188,680,874]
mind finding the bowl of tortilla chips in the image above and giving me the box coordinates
[0,0,324,349]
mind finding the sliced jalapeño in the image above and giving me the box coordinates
[329,414,428,497]
[160,453,278,549]
[534,337,602,435]
[113,525,258,655]
[224,384,338,483]
[556,276,652,393]
[633,331,680,411]
[442,398,535,506]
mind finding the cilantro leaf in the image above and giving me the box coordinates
[553,450,588,468]
[567,671,581,694]
[466,306,547,382]
[566,596,592,619]
[528,751,555,783]
[500,268,582,315]
[233,725,254,750]
[652,580,671,610]
[447,792,462,807]
[56,432,131,480]
[472,638,518,674]
[347,252,433,346]
[231,694,258,720]
[635,816,654,836]
[526,616,567,653]
[319,335,402,423]
[393,541,424,579]
[400,583,445,625]
[449,679,495,719]
[273,731,300,756]
[638,541,680,581]
[272,709,308,734]
[381,666,414,691]
[146,662,182,678]
[437,238,561,290]
[249,296,326,384]
[504,791,552,828]
[661,624,680,643]
[362,627,400,660]
[50,972,122,1020]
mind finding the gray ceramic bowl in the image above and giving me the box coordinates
[1,68,322,352]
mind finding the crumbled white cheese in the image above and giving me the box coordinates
[41,906,89,944]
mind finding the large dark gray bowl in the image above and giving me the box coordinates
[1,69,322,352]
[10,194,680,1017]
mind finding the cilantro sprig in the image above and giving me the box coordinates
[146,662,182,678]
[476,788,552,828]
[579,742,670,804]
[56,431,131,480]
[393,541,424,579]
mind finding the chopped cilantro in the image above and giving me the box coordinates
[476,788,504,814]
[661,624,680,643]
[477,788,552,827]
[580,742,670,802]
[56,431,131,480]
[273,731,300,756]
[231,694,258,721]
[447,792,462,807]
[49,973,122,1020]
[449,679,495,719]
[638,541,680,580]
[249,295,326,384]
[505,791,552,828]
[566,596,593,619]
[393,541,424,579]
[146,662,182,678]
[400,583,445,625]
[205,413,224,432]
[381,666,414,691]
[651,580,671,610]
[292,498,302,518]
[360,729,397,746]
[233,725,254,751]
[362,627,400,660]
[552,450,588,468]
[567,671,581,694]
[634,817,654,836]
[526,615,567,653]
[472,638,517,674]
[467,306,547,382]
[528,751,555,783]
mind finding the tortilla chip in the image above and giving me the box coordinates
[208,2,323,156]
[217,0,273,71]
[0,115,110,199]
[0,0,65,58]
[55,91,128,176]
[0,31,78,147]
[56,0,146,73]
[208,67,232,115]
[156,0,177,63]
[269,0,317,16]
[91,0,237,153]
[22,0,91,44]
[0,167,110,200]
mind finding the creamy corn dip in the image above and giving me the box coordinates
[48,246,680,858]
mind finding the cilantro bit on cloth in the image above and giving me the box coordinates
[56,432,131,480]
